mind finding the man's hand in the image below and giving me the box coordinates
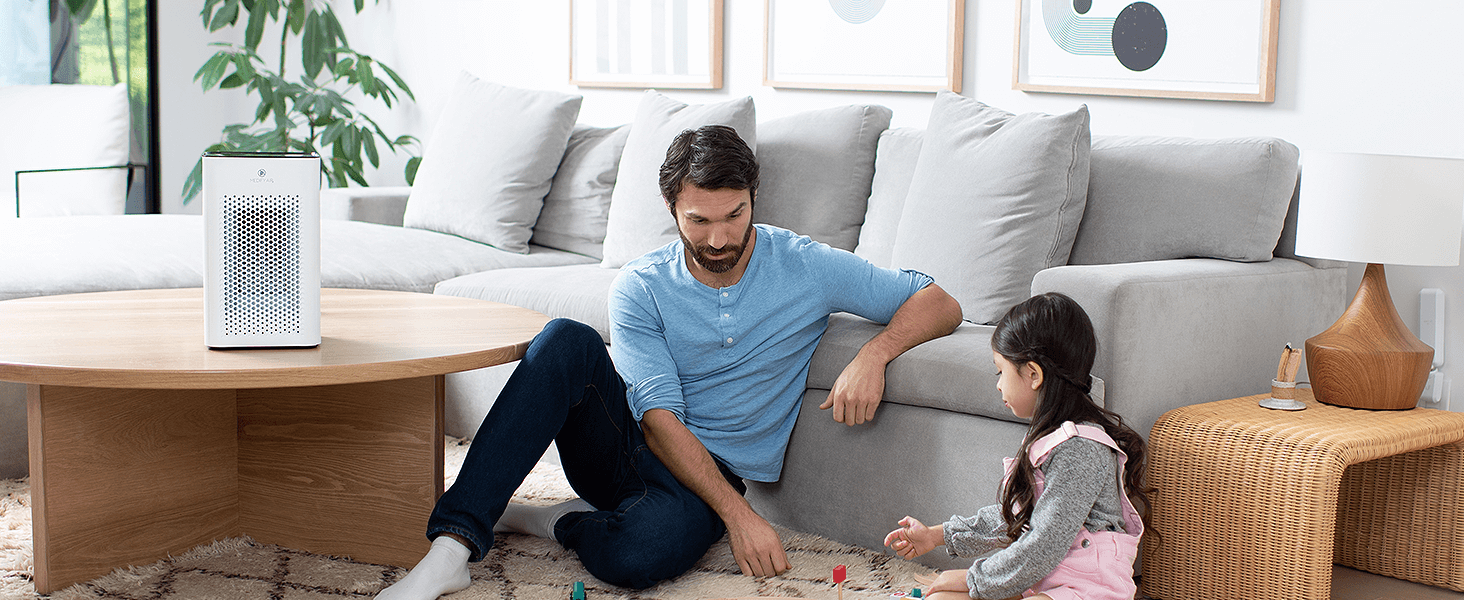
[639,409,790,579]
[884,516,942,559]
[725,509,791,578]
[821,283,961,426]
[820,354,886,425]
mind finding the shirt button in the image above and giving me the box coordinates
[723,313,730,318]
[726,337,734,344]
[722,292,728,297]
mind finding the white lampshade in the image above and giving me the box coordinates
[1295,152,1464,267]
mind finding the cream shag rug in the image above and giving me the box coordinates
[1,437,933,599]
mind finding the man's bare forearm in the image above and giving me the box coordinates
[859,283,962,364]
[639,408,754,521]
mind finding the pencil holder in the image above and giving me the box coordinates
[1260,378,1305,411]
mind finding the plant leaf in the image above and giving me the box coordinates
[362,126,379,168]
[405,156,422,186]
[286,0,306,34]
[210,0,241,32]
[219,73,246,89]
[302,11,324,79]
[244,3,267,50]
[358,58,378,97]
[354,0,364,13]
[195,52,232,91]
[201,0,225,28]
[378,62,415,101]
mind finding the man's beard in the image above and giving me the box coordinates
[681,221,755,274]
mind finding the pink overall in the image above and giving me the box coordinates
[1000,422,1143,600]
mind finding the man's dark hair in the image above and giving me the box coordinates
[658,125,759,210]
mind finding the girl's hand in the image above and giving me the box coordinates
[883,516,941,559]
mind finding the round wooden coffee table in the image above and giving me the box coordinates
[0,287,550,593]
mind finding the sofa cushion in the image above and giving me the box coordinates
[404,72,582,254]
[854,127,923,268]
[434,264,620,342]
[321,220,597,293]
[1068,136,1300,265]
[0,215,596,302]
[755,105,892,251]
[806,313,1018,424]
[891,92,1092,325]
[600,91,756,268]
[1,83,130,217]
[0,215,204,301]
[531,124,631,259]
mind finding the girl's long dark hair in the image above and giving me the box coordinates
[991,292,1154,543]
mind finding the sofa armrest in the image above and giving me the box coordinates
[1032,257,1347,438]
[320,186,411,227]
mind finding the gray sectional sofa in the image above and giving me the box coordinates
[0,89,1345,570]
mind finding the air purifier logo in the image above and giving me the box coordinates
[251,168,275,184]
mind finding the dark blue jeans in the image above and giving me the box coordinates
[427,318,736,589]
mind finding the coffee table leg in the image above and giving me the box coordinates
[237,375,444,568]
[28,384,240,593]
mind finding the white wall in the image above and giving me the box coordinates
[159,0,1464,407]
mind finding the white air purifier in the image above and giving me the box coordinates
[203,152,322,348]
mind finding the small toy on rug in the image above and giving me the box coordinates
[834,564,847,600]
[571,580,585,599]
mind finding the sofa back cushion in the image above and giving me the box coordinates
[404,72,582,254]
[1068,136,1301,265]
[1,83,130,217]
[600,91,756,268]
[854,127,923,268]
[754,105,892,251]
[531,124,631,259]
[890,92,1092,325]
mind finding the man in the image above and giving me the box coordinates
[377,125,961,599]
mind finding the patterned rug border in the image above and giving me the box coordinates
[1,438,936,599]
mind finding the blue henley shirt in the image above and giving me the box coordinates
[608,224,934,482]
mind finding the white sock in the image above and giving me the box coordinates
[374,536,472,600]
[493,498,596,539]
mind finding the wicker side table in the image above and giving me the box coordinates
[1141,389,1464,600]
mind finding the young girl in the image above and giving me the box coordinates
[884,292,1152,600]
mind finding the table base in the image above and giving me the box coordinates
[27,376,444,593]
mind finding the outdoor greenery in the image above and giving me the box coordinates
[182,0,420,203]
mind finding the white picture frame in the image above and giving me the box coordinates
[569,0,724,89]
[763,0,963,93]
[1013,0,1280,102]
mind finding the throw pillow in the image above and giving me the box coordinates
[755,104,892,251]
[1067,135,1300,265]
[599,91,755,268]
[531,124,632,259]
[0,83,130,217]
[890,91,1091,325]
[854,127,924,268]
[403,72,582,254]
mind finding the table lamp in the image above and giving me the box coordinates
[1294,152,1464,410]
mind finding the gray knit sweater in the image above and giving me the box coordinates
[941,430,1128,599]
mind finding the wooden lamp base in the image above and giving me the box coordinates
[1305,263,1434,410]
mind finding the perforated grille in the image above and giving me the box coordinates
[221,194,302,336]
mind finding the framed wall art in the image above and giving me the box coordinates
[570,0,724,89]
[764,0,963,93]
[1013,0,1280,102]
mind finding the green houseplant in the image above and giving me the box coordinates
[182,0,420,203]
